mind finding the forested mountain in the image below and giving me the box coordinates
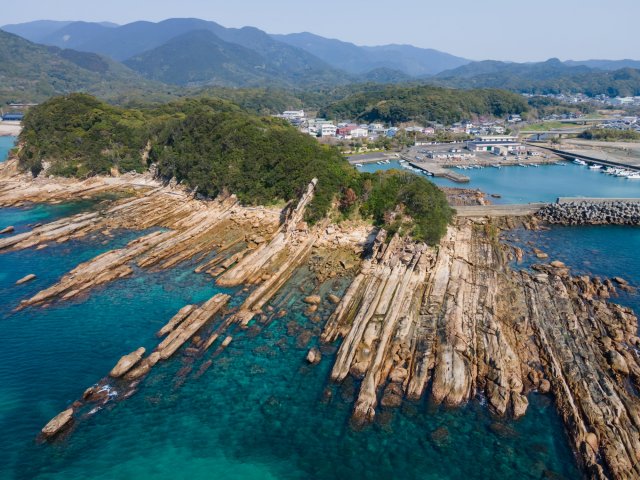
[0,30,169,104]
[433,58,640,96]
[3,18,640,100]
[124,30,279,87]
[319,85,528,125]
[272,32,470,76]
[1,19,348,88]
[2,20,74,42]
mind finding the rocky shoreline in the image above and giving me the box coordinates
[537,200,640,226]
[2,165,640,479]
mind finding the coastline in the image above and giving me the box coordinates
[1,170,639,478]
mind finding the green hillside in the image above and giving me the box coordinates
[19,94,453,242]
[0,30,171,104]
[319,84,529,124]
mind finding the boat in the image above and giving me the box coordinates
[355,163,363,167]
[573,159,587,166]
[588,164,602,170]
[531,163,540,167]
[518,163,527,167]
[626,174,640,180]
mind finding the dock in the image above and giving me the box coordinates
[405,158,470,183]
[528,144,640,172]
[455,203,546,217]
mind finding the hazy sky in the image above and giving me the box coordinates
[3,0,639,61]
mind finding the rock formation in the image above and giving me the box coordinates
[321,217,640,478]
[11,168,640,478]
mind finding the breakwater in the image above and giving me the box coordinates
[537,200,640,225]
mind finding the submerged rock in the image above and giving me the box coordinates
[306,347,321,365]
[303,295,321,305]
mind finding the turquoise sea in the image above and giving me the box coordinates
[0,136,16,162]
[3,149,639,479]
[359,160,640,204]
[0,204,580,480]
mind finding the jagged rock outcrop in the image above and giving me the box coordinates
[41,408,74,438]
[322,218,640,478]
[109,347,146,378]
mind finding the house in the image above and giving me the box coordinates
[336,124,368,138]
[367,123,385,135]
[318,123,337,137]
[307,119,337,137]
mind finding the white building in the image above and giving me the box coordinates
[318,123,337,137]
[282,110,305,120]
[466,135,522,153]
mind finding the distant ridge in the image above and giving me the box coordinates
[272,31,470,76]
[2,18,640,96]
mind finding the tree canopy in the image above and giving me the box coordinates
[19,94,454,242]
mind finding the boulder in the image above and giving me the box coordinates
[539,378,551,394]
[306,347,321,365]
[511,394,529,419]
[585,432,599,454]
[327,294,341,304]
[16,274,36,285]
[109,347,146,378]
[303,295,321,305]
[41,408,74,438]
[606,349,629,375]
[550,261,565,268]
[0,226,14,234]
[389,367,408,383]
[380,382,403,408]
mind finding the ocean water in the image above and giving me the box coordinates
[359,160,640,204]
[0,204,581,480]
[505,225,640,314]
[0,136,16,162]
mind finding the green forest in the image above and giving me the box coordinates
[18,94,453,243]
[578,128,640,142]
[318,85,529,124]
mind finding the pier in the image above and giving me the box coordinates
[455,203,546,217]
[529,144,640,172]
[405,157,470,183]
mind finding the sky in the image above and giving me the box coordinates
[3,0,639,62]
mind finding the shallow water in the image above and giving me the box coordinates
[359,160,640,204]
[505,225,640,314]
[0,136,16,162]
[0,204,581,480]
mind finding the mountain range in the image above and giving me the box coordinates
[2,18,640,103]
